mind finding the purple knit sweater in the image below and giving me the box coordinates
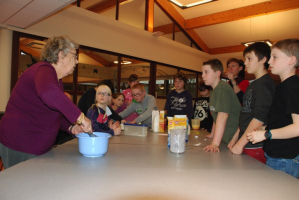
[0,62,81,155]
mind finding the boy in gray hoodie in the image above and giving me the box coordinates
[119,83,156,127]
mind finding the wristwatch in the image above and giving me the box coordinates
[232,82,238,86]
[264,130,272,140]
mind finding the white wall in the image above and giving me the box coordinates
[0,29,12,111]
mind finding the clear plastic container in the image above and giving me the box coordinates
[124,123,148,137]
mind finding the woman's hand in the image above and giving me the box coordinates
[80,116,92,133]
[225,72,235,82]
[70,124,83,135]
[203,143,219,153]
[121,119,126,124]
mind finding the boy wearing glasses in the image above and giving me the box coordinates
[86,85,121,136]
[119,83,157,127]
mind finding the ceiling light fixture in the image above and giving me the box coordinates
[114,61,132,65]
[241,39,273,47]
[169,0,216,9]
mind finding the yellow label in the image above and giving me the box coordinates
[167,117,174,134]
[174,115,187,129]
[159,110,165,132]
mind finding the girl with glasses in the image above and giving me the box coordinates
[86,85,121,136]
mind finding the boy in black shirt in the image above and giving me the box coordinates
[228,42,276,163]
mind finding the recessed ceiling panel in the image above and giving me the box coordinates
[0,1,22,17]
[4,0,32,6]
[11,8,46,23]
[0,0,76,28]
[4,17,32,28]
[27,0,66,13]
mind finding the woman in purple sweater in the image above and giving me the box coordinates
[0,36,91,169]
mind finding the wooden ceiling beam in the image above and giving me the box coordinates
[155,0,299,34]
[88,0,127,13]
[186,0,299,29]
[155,0,209,53]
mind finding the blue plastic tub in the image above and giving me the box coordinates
[76,132,111,157]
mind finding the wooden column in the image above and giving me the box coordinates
[145,0,154,32]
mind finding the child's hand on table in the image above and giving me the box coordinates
[230,143,243,154]
[113,127,121,135]
[204,143,219,153]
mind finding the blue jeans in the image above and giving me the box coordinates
[265,153,299,178]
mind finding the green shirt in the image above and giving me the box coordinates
[210,81,241,144]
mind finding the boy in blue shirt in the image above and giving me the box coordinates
[228,42,276,163]
[247,39,299,178]
[164,72,193,122]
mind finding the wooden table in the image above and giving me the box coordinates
[0,130,298,200]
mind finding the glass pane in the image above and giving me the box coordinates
[120,57,150,94]
[175,31,191,47]
[180,70,197,98]
[154,3,193,49]
[19,37,43,78]
[77,49,118,93]
[156,64,178,96]
[96,2,116,20]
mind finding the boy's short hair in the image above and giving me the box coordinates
[243,42,271,70]
[203,59,223,76]
[131,83,145,92]
[198,81,212,91]
[227,58,245,78]
[173,71,188,85]
[272,38,299,68]
[128,74,139,83]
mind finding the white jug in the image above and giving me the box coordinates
[170,129,186,153]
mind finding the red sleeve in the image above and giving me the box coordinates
[238,80,249,93]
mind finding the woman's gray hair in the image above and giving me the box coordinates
[40,35,79,64]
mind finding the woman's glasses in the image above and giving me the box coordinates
[97,92,111,96]
[69,52,78,59]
